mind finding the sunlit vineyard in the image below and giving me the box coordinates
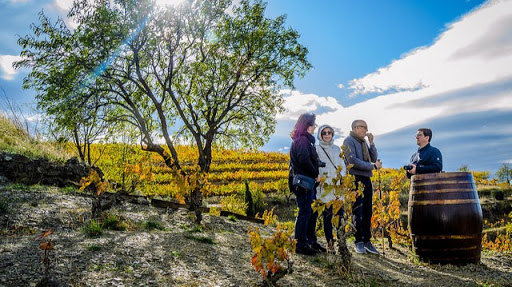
[72,143,511,252]
[82,143,289,198]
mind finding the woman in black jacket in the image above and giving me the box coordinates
[289,113,325,255]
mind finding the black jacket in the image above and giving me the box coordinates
[290,133,320,179]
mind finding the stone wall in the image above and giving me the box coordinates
[0,152,95,187]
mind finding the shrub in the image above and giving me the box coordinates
[143,220,165,231]
[87,245,102,252]
[248,224,295,285]
[251,188,267,215]
[220,194,248,216]
[493,189,505,200]
[101,212,130,231]
[83,220,103,238]
[208,207,221,216]
[184,233,215,244]
[0,197,9,214]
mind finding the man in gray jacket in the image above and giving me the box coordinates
[343,120,382,255]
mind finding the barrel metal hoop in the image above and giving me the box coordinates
[408,199,480,206]
[416,246,479,252]
[410,188,476,194]
[412,180,475,187]
[411,234,481,240]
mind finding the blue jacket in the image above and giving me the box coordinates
[342,135,378,178]
[290,133,320,179]
[407,143,443,178]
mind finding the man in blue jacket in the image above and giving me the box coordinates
[406,128,443,178]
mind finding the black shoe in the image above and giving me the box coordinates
[311,243,327,253]
[296,246,317,256]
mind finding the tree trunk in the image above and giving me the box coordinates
[336,218,352,273]
[191,187,203,224]
[72,128,85,162]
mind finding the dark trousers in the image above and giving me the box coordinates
[294,186,315,249]
[323,205,344,245]
[353,175,373,243]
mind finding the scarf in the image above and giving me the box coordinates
[350,131,370,162]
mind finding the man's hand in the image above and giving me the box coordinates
[409,164,417,174]
[366,133,374,145]
[374,159,382,170]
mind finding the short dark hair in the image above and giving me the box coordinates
[418,128,432,142]
[290,113,316,139]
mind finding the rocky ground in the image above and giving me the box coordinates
[0,186,511,287]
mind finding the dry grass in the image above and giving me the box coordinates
[0,113,69,162]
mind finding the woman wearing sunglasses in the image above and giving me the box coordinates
[315,125,346,252]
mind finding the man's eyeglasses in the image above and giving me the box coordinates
[321,131,333,136]
[356,125,368,130]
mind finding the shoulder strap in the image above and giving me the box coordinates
[320,146,336,169]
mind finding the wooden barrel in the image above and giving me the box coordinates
[408,172,483,264]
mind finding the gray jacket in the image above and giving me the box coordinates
[342,135,378,178]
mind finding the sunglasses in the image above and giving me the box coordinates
[321,131,333,136]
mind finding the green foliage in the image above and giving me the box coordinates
[189,225,203,233]
[478,186,510,199]
[17,0,311,224]
[184,233,215,245]
[251,187,267,215]
[245,180,255,217]
[457,164,470,172]
[0,196,9,214]
[496,163,512,184]
[87,245,102,252]
[102,212,130,231]
[60,186,77,194]
[83,220,103,238]
[143,221,165,231]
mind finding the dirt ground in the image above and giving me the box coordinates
[0,186,511,286]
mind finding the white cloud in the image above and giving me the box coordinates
[347,0,512,97]
[51,0,89,29]
[279,89,344,120]
[337,83,344,89]
[279,0,512,146]
[0,55,22,80]
[53,0,73,13]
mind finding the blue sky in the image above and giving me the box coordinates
[1,0,512,176]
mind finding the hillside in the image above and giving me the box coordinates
[0,113,70,162]
[1,185,511,287]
